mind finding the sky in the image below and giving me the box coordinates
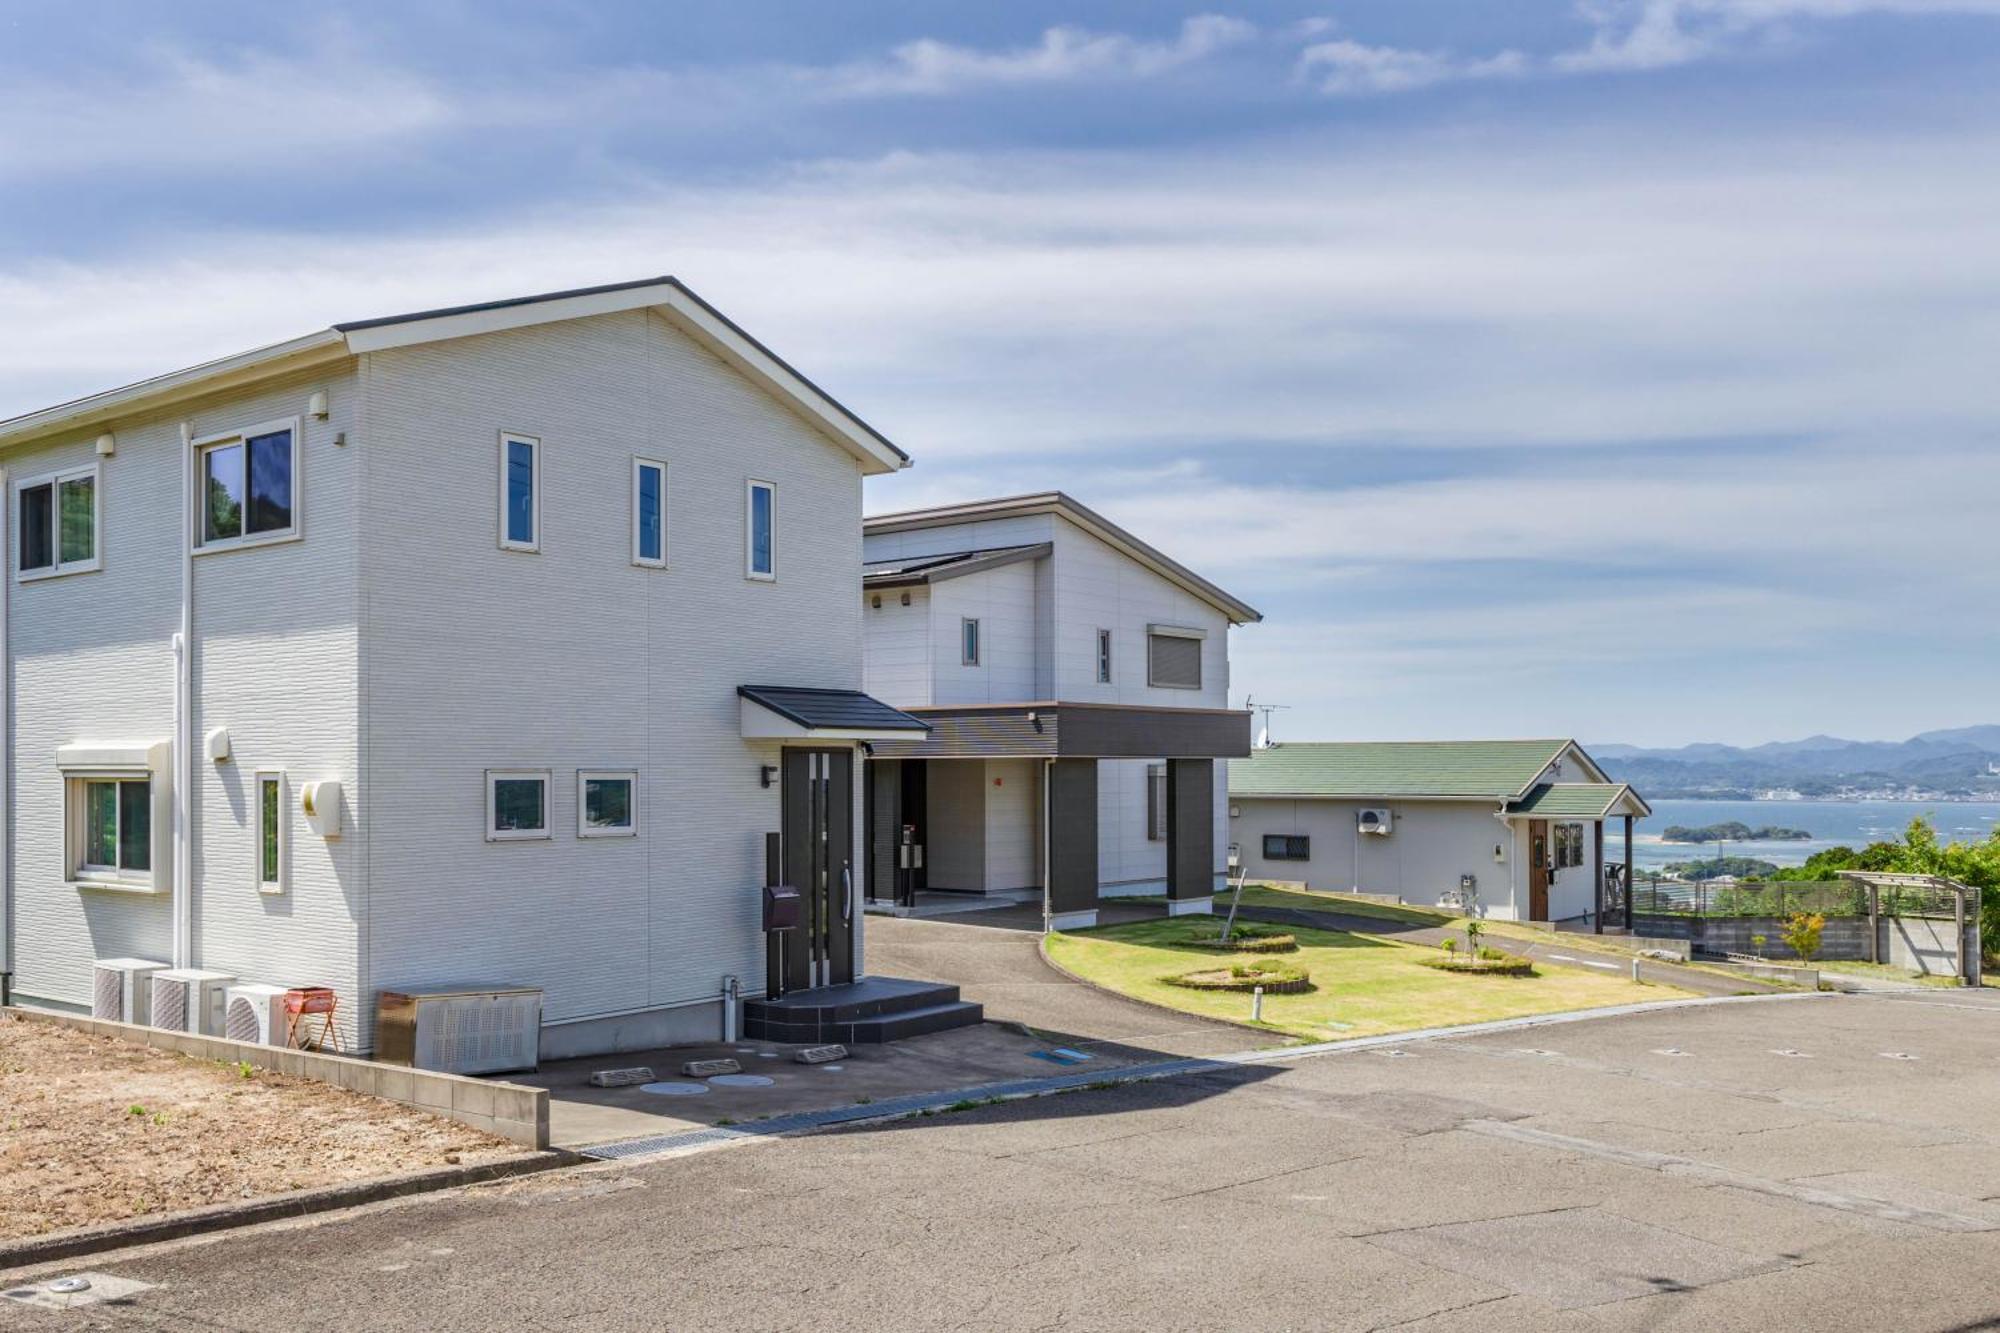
[2,1,1996,747]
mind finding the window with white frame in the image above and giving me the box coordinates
[578,770,637,837]
[486,769,549,840]
[256,771,287,893]
[961,617,981,666]
[17,464,99,578]
[195,419,299,551]
[70,774,152,882]
[746,479,776,579]
[1096,629,1112,684]
[499,432,540,551]
[632,458,666,568]
[1147,625,1204,690]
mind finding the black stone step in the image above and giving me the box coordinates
[849,1000,984,1044]
[743,976,962,1025]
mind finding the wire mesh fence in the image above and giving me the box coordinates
[1630,873,1967,920]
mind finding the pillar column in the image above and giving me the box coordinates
[1623,814,1635,931]
[1593,818,1606,934]
[1046,759,1099,931]
[1165,757,1215,916]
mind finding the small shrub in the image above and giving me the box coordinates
[1420,951,1536,977]
[1782,912,1825,964]
[1165,962,1313,993]
[1441,939,1458,958]
[127,1104,148,1117]
[1184,926,1299,953]
[1751,934,1767,957]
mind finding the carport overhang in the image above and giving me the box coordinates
[863,702,1252,760]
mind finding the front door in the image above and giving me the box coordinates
[782,748,855,991]
[1528,819,1550,921]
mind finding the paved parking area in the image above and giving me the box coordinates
[11,989,2000,1330]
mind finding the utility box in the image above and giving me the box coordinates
[763,884,802,932]
[376,985,542,1075]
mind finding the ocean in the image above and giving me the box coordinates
[1629,798,2000,870]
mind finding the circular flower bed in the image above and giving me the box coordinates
[1165,961,1313,993]
[1421,950,1536,977]
[1181,926,1299,954]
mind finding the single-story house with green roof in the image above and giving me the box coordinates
[1227,740,1650,927]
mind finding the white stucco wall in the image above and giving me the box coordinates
[6,365,365,1040]
[357,307,870,1032]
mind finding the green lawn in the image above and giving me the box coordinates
[1046,916,1688,1043]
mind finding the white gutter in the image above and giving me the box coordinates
[172,423,194,968]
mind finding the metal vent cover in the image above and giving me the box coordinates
[92,967,123,1020]
[151,976,189,1032]
[403,990,540,1075]
[224,995,261,1044]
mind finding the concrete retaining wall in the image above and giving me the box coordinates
[10,1005,548,1148]
[1632,912,1975,980]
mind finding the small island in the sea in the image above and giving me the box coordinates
[1660,820,1812,843]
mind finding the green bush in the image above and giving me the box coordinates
[1183,927,1298,953]
[1420,951,1536,978]
[1165,961,1313,993]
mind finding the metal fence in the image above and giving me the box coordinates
[1629,873,1967,920]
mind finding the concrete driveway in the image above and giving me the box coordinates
[15,989,2000,1330]
[865,905,1256,1058]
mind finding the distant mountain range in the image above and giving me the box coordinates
[1591,726,2000,799]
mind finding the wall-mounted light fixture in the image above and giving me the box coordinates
[760,764,778,789]
[95,432,116,457]
[871,594,881,609]
[307,390,329,420]
[900,591,911,606]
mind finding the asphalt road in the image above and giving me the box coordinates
[12,988,2000,1331]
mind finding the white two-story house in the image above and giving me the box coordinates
[0,277,935,1058]
[859,493,1262,929]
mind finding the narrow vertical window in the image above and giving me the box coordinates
[17,466,101,578]
[256,772,286,893]
[961,617,981,666]
[633,459,666,568]
[500,433,540,551]
[1096,629,1112,684]
[1146,763,1166,841]
[746,480,775,579]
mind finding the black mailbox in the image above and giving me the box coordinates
[763,884,802,932]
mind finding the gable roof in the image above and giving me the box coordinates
[864,491,1261,625]
[0,277,908,475]
[1507,782,1652,820]
[1229,740,1581,800]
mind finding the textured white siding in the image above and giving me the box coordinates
[7,366,364,1037]
[982,758,1042,892]
[357,308,868,1029]
[928,563,1040,705]
[862,583,932,708]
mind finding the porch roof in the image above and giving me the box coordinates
[738,685,931,741]
[866,702,1251,760]
[1507,782,1652,820]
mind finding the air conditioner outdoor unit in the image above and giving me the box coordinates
[1357,808,1394,836]
[224,983,291,1047]
[92,958,167,1024]
[150,969,237,1036]
[375,985,543,1075]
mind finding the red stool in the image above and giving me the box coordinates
[284,986,341,1052]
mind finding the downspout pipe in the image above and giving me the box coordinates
[0,464,10,1005]
[173,423,194,969]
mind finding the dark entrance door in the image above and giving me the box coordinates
[1528,819,1550,921]
[782,748,855,991]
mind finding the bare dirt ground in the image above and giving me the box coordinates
[0,1013,526,1241]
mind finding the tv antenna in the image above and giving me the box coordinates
[1243,696,1290,749]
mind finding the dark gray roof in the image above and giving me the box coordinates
[737,686,931,733]
[862,542,1051,587]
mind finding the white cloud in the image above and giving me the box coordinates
[1299,39,1528,95]
[826,15,1258,97]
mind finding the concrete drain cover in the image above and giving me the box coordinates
[709,1074,776,1088]
[638,1082,711,1097]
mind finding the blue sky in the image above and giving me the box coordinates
[3,1,1997,746]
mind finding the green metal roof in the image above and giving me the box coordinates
[1229,740,1573,800]
[1507,782,1651,819]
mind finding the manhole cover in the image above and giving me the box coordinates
[709,1074,776,1088]
[638,1082,710,1097]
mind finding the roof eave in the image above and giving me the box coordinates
[865,492,1260,624]
[0,329,350,453]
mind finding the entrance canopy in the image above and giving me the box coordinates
[738,685,932,742]
[865,702,1251,760]
[1505,782,1651,821]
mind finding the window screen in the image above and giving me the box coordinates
[1147,632,1202,689]
[1263,834,1309,861]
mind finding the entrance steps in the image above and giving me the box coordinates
[741,976,983,1045]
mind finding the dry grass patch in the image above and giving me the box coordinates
[0,1012,526,1241]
